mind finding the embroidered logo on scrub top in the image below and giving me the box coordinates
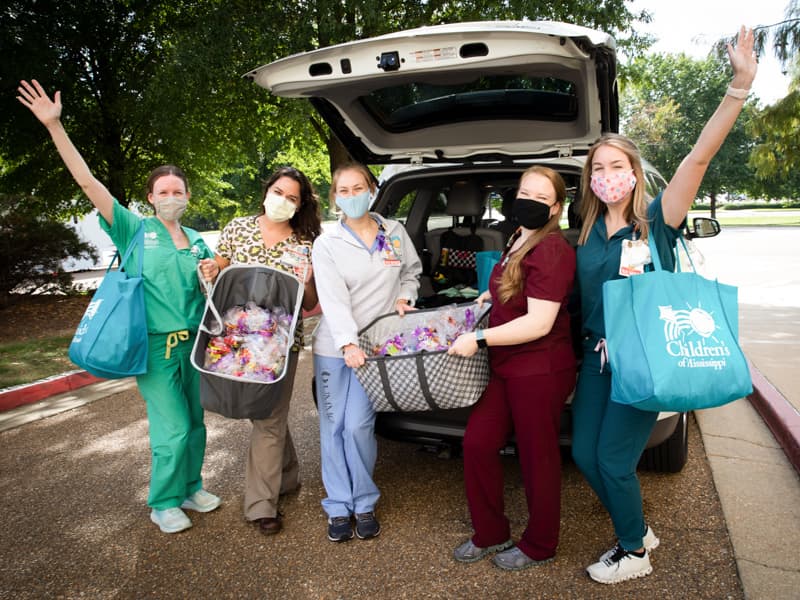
[144,230,159,249]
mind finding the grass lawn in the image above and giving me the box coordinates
[0,336,76,389]
[689,210,800,227]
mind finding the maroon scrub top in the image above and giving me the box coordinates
[487,232,576,378]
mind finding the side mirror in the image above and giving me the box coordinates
[685,217,721,240]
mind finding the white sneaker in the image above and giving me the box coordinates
[587,546,652,584]
[180,489,221,513]
[150,507,192,533]
[598,525,660,562]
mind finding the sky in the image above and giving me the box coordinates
[630,0,793,105]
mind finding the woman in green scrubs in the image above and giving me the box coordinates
[18,79,223,534]
[571,27,757,584]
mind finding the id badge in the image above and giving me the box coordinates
[619,238,651,277]
[280,245,311,278]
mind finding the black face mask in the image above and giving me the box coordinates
[512,198,552,230]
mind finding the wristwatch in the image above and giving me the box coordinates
[475,329,488,349]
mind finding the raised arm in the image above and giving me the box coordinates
[661,26,758,228]
[16,79,115,224]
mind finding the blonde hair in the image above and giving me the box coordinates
[329,162,375,202]
[577,133,650,246]
[496,166,566,304]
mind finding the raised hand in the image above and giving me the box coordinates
[17,79,62,127]
[727,26,758,90]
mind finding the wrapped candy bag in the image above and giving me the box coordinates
[371,305,479,356]
[205,303,293,382]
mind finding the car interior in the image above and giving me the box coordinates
[375,164,582,307]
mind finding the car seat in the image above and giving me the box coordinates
[424,181,506,292]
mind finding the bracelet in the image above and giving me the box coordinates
[726,85,750,100]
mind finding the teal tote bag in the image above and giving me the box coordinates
[602,236,752,412]
[476,250,502,294]
[69,223,148,379]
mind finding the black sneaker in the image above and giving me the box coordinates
[327,516,354,542]
[355,512,381,539]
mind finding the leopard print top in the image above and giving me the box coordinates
[216,216,313,349]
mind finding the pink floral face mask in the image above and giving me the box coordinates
[590,170,637,205]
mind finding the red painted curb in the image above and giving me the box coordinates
[746,359,800,475]
[0,371,105,412]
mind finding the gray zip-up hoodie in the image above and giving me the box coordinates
[312,214,422,358]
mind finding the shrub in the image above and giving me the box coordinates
[0,196,97,308]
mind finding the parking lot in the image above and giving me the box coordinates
[0,351,744,599]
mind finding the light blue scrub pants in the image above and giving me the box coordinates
[136,332,206,510]
[571,340,658,551]
[314,355,380,518]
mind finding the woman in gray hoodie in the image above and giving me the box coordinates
[312,163,421,543]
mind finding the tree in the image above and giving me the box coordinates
[1,0,655,226]
[746,1,800,193]
[0,0,205,214]
[621,53,758,217]
[0,195,97,307]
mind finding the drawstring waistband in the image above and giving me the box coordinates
[165,330,190,359]
[594,338,608,373]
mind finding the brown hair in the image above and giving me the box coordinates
[577,133,649,245]
[496,166,566,304]
[262,166,322,241]
[146,165,189,194]
[329,162,376,203]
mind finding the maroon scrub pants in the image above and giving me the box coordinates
[462,368,575,561]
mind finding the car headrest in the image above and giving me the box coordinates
[445,181,483,217]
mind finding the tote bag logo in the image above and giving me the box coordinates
[659,304,731,370]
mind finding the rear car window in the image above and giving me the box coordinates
[361,75,578,133]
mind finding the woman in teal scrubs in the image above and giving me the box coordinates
[18,79,223,534]
[571,27,757,585]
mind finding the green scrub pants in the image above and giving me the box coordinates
[136,331,206,510]
[571,339,658,551]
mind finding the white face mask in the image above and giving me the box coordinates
[155,196,188,221]
[263,192,297,223]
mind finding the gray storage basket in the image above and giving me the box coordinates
[191,264,304,419]
[355,302,491,412]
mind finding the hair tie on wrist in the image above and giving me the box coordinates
[726,86,750,100]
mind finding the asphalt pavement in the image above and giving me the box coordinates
[1,334,798,599]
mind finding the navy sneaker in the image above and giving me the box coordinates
[327,516,354,542]
[355,512,381,539]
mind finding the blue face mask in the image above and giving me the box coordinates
[336,190,371,219]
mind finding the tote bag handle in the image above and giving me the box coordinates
[108,222,144,277]
[647,233,696,275]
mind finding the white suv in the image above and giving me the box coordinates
[246,21,721,472]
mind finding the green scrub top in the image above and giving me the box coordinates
[99,199,214,334]
[576,193,683,340]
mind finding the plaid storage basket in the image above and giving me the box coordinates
[355,302,491,412]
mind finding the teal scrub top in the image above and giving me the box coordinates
[576,193,683,340]
[99,199,214,334]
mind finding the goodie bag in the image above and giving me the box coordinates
[355,302,491,412]
[602,235,752,412]
[191,264,305,420]
[69,223,148,379]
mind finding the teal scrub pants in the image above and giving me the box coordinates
[136,331,206,510]
[571,339,658,551]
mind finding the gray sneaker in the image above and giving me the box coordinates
[453,538,513,563]
[492,546,554,571]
